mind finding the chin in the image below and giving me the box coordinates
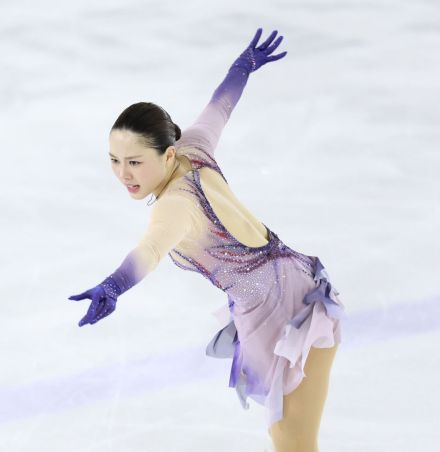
[131,189,151,200]
[130,192,146,200]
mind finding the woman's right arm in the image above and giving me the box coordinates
[135,194,197,273]
[110,193,198,291]
[68,194,197,326]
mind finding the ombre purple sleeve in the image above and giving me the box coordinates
[70,193,199,326]
[100,247,151,296]
[105,193,199,293]
[175,65,250,157]
[101,194,198,296]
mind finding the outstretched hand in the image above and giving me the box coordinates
[68,284,117,327]
[68,251,146,328]
[232,27,287,73]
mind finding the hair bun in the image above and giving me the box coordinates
[173,123,181,141]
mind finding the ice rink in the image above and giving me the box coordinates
[1,0,439,451]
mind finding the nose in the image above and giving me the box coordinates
[118,163,132,181]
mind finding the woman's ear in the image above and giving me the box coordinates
[165,145,176,162]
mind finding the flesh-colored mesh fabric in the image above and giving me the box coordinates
[136,193,200,274]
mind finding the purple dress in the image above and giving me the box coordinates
[160,68,346,426]
[108,63,346,428]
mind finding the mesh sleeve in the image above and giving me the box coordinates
[175,65,250,157]
[136,194,198,273]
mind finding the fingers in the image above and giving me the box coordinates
[249,27,263,49]
[78,316,89,327]
[90,305,115,324]
[79,303,115,326]
[78,293,103,327]
[78,296,116,327]
[265,35,284,54]
[265,51,288,63]
[78,306,98,326]
[258,29,279,51]
[68,291,90,301]
[93,296,111,321]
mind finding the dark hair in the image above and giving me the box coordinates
[110,102,181,155]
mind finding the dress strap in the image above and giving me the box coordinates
[177,145,228,184]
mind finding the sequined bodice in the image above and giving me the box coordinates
[166,146,317,310]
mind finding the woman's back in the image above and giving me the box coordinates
[199,166,270,248]
[176,149,270,249]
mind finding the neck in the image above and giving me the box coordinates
[152,157,181,199]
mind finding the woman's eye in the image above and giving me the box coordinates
[110,159,141,166]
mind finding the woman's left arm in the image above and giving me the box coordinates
[176,28,287,157]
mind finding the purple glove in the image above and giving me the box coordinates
[231,27,287,73]
[210,28,287,117]
[68,249,145,327]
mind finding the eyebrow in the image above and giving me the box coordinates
[109,153,143,159]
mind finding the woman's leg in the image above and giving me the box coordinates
[268,344,338,452]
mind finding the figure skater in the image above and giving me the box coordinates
[68,27,346,452]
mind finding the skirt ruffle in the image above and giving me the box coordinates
[205,256,346,428]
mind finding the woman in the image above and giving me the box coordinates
[68,28,346,452]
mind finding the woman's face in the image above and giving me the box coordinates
[109,129,175,200]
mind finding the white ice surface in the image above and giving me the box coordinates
[1,0,439,451]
